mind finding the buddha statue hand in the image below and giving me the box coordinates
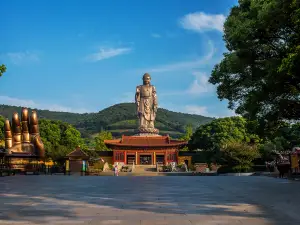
[4,108,45,158]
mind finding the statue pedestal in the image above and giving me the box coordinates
[134,132,160,137]
[134,127,160,136]
[137,127,159,135]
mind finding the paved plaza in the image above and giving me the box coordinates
[0,175,299,225]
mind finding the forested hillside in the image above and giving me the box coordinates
[0,103,213,138]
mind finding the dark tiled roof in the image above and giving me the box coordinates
[67,146,89,157]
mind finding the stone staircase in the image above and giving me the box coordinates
[131,165,157,173]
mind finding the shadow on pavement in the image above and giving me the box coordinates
[0,175,299,224]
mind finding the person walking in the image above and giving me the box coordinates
[114,162,119,176]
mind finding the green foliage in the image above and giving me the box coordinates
[0,103,213,139]
[189,116,260,151]
[180,124,193,141]
[94,131,113,151]
[0,64,6,77]
[84,149,99,158]
[39,120,61,146]
[257,122,300,161]
[178,124,193,151]
[209,0,300,124]
[39,119,86,160]
[220,142,260,172]
[61,125,84,149]
[0,115,5,141]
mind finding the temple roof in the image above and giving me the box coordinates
[104,135,187,147]
[67,146,89,157]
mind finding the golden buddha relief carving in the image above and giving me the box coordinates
[4,108,45,157]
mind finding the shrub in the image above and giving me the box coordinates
[220,142,260,172]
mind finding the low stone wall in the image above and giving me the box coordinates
[194,163,219,172]
[218,172,255,176]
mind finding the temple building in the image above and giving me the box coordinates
[104,135,187,165]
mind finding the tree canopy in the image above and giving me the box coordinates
[0,116,5,141]
[94,131,113,151]
[179,124,193,141]
[0,64,6,77]
[209,0,300,124]
[189,116,260,151]
[39,119,86,160]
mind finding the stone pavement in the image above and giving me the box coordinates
[0,175,299,224]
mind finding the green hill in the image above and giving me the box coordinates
[0,103,213,138]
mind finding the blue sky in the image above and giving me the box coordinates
[0,0,238,117]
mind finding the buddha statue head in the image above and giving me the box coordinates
[142,73,151,85]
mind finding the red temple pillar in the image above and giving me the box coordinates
[124,151,127,164]
[164,151,167,165]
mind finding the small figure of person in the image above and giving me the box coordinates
[114,162,119,176]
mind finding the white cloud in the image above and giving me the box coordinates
[2,51,40,65]
[85,47,132,62]
[151,33,161,38]
[141,40,215,73]
[160,71,214,97]
[0,96,90,114]
[184,105,237,118]
[179,12,226,33]
[187,72,214,94]
[160,102,236,118]
[184,105,209,116]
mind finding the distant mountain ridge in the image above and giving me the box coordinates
[0,103,214,138]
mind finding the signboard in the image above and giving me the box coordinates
[291,154,299,169]
[65,160,69,171]
[82,160,86,172]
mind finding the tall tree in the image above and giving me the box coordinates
[94,131,113,151]
[180,124,193,141]
[209,0,300,124]
[61,125,84,149]
[189,116,260,151]
[0,64,6,77]
[38,119,86,160]
[179,124,193,151]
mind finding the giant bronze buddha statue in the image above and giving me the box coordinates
[135,73,159,135]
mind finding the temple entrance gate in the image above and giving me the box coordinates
[140,155,152,165]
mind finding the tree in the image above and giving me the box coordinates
[209,0,300,124]
[39,119,61,147]
[0,116,5,140]
[61,125,84,149]
[94,131,113,151]
[179,124,193,151]
[0,64,6,77]
[180,124,193,141]
[38,119,86,160]
[189,116,260,151]
[221,141,260,172]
